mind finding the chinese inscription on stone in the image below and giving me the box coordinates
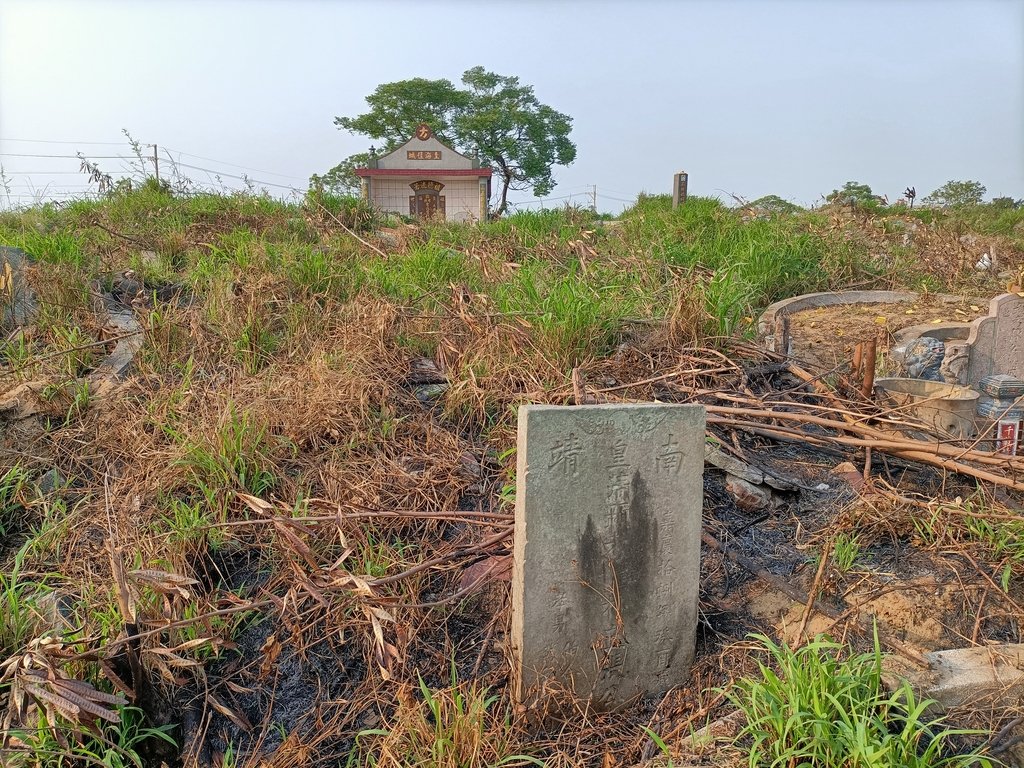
[511,404,705,711]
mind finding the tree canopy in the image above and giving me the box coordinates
[750,195,803,216]
[316,68,577,215]
[922,180,986,208]
[826,181,877,208]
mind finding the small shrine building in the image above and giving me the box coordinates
[355,124,491,221]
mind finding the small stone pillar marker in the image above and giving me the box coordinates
[672,171,688,208]
[511,404,705,711]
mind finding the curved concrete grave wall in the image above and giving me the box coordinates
[758,290,917,355]
[759,289,1018,387]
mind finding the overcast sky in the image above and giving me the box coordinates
[1,0,1021,212]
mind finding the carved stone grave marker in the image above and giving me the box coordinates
[672,171,688,208]
[511,403,705,711]
[967,293,1024,383]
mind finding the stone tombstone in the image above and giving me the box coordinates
[511,403,705,711]
[672,172,689,208]
[966,293,1024,384]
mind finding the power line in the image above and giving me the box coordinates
[2,192,97,199]
[5,183,94,189]
[162,146,306,181]
[0,170,89,175]
[513,194,578,205]
[0,153,128,159]
[169,161,304,191]
[0,138,128,146]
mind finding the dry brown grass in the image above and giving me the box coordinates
[1,195,1022,767]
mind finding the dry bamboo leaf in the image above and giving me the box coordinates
[23,683,82,720]
[237,492,274,515]
[328,546,354,569]
[328,572,375,596]
[107,546,135,624]
[128,569,200,587]
[55,678,126,707]
[208,693,252,732]
[271,520,321,572]
[258,635,282,680]
[48,682,122,721]
[367,606,395,624]
[298,580,330,608]
[363,605,401,681]
[149,659,184,686]
[98,661,134,698]
[169,636,221,652]
[142,648,202,670]
[458,554,512,592]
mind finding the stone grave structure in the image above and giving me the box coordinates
[965,293,1024,384]
[511,403,705,711]
[354,123,492,222]
[758,290,1024,389]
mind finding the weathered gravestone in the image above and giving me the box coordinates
[511,403,705,711]
[966,293,1024,384]
[672,171,688,208]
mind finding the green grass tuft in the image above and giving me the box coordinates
[728,633,995,768]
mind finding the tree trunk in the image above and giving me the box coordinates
[495,171,511,216]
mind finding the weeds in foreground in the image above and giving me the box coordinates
[831,533,862,574]
[173,405,281,516]
[5,705,176,768]
[347,664,543,768]
[0,464,30,537]
[911,495,1024,589]
[727,633,995,768]
[0,547,49,658]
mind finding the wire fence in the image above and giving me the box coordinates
[0,136,640,212]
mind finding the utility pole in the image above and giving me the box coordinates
[591,184,597,213]
[152,144,160,184]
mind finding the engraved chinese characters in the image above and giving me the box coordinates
[511,404,705,711]
[409,180,444,192]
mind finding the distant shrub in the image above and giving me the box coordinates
[750,194,804,216]
[923,180,986,208]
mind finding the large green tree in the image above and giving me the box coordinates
[319,68,577,215]
[826,181,876,208]
[922,180,986,208]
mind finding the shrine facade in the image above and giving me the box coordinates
[355,124,491,222]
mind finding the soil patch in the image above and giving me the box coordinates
[788,296,989,372]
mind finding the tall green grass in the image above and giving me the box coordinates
[365,242,481,306]
[728,633,994,768]
[622,195,869,334]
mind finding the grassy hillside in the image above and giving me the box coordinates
[0,188,1021,767]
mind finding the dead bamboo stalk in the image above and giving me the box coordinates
[860,337,877,399]
[706,416,1024,492]
[705,404,1022,469]
[796,538,832,644]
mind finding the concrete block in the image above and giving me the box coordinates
[924,643,1024,709]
